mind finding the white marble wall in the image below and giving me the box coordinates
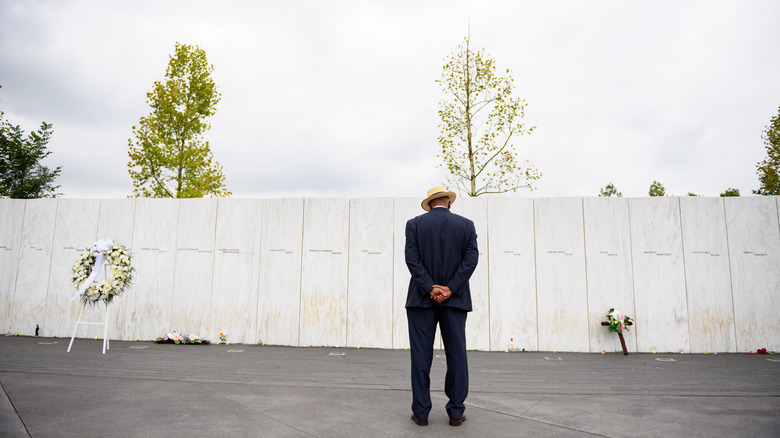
[0,199,25,332]
[44,199,100,339]
[679,197,736,353]
[629,197,690,353]
[2,196,779,352]
[347,198,393,348]
[257,198,304,347]
[299,198,350,347]
[125,199,178,341]
[170,199,217,338]
[724,197,780,352]
[487,197,537,352]
[534,198,589,352]
[583,197,637,353]
[96,198,137,340]
[453,197,490,351]
[12,200,57,336]
[211,199,262,345]
[391,198,422,349]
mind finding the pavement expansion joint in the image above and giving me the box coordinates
[467,395,609,437]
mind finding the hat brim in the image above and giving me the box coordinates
[421,191,456,211]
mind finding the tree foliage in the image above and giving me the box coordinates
[0,111,61,198]
[720,188,740,197]
[753,106,780,195]
[598,183,622,197]
[436,34,540,197]
[648,180,666,197]
[128,43,230,198]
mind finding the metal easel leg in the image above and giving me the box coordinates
[67,304,86,353]
[102,303,109,354]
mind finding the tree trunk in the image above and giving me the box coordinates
[465,36,476,197]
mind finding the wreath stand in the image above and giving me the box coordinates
[67,264,111,354]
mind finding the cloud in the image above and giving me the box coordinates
[1,0,779,199]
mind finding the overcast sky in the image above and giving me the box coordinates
[1,0,779,199]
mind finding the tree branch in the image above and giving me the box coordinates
[474,130,514,178]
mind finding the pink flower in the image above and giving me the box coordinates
[188,334,198,341]
[620,324,625,330]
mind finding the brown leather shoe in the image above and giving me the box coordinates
[449,415,466,426]
[411,414,428,426]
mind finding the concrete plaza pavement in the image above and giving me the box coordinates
[1,336,779,437]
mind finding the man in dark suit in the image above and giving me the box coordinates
[405,186,479,427]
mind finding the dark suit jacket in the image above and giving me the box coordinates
[404,207,479,311]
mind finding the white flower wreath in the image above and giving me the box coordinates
[71,239,134,305]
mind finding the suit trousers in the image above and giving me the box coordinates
[406,306,469,419]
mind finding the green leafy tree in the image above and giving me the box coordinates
[598,183,622,197]
[720,188,740,197]
[436,33,540,196]
[128,43,230,198]
[648,180,666,197]
[0,111,61,198]
[753,106,780,195]
[687,192,699,197]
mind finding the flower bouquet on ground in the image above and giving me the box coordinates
[602,308,634,355]
[606,308,632,334]
[155,332,210,345]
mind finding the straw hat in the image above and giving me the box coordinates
[421,186,456,211]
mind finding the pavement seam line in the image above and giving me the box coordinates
[454,395,610,438]
[0,377,32,437]
[513,394,612,437]
[518,393,550,417]
[3,369,779,397]
[190,381,318,437]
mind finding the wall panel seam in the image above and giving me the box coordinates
[678,198,692,352]
[42,199,60,336]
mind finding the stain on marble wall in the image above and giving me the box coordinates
[44,199,100,339]
[487,197,537,352]
[347,198,393,349]
[257,198,304,346]
[299,198,349,347]
[679,197,736,353]
[96,198,137,340]
[210,198,262,345]
[125,199,178,341]
[583,197,636,353]
[534,198,589,352]
[629,197,690,353]
[12,200,57,336]
[454,197,490,351]
[0,199,25,332]
[724,197,780,352]
[391,198,420,350]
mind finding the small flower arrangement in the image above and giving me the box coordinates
[155,332,210,345]
[219,332,227,344]
[71,239,134,306]
[606,308,633,335]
